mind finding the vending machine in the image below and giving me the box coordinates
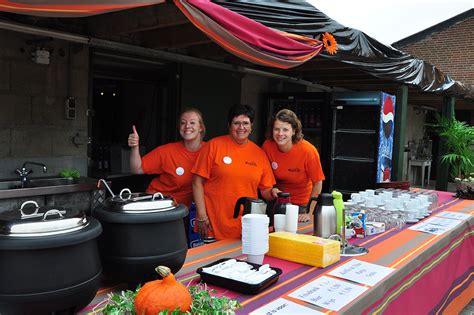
[329,92,396,195]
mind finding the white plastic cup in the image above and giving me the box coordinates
[273,214,286,232]
[345,228,355,239]
[365,198,376,208]
[351,193,362,202]
[365,189,376,197]
[285,204,299,233]
[359,191,369,199]
[247,254,265,265]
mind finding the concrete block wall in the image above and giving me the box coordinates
[0,29,89,179]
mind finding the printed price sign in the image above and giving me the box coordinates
[328,259,395,286]
[288,276,368,311]
[409,216,462,235]
[435,211,471,221]
[250,298,324,315]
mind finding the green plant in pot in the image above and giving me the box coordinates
[59,169,81,179]
[432,115,474,198]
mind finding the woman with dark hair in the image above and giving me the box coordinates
[128,107,206,207]
[262,108,325,222]
[192,104,277,240]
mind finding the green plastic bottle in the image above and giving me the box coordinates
[332,191,344,234]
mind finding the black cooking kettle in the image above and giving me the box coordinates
[233,197,267,218]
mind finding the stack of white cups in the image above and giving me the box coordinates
[241,214,269,265]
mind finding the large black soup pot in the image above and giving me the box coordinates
[92,191,189,286]
[0,201,102,315]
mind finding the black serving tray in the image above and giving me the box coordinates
[196,258,282,295]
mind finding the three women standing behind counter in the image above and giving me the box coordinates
[128,105,323,240]
[262,109,325,222]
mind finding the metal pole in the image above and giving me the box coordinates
[0,19,332,91]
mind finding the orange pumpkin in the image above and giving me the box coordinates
[134,266,192,315]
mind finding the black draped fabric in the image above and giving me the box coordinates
[212,0,474,100]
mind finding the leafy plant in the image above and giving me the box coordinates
[101,285,140,315]
[58,169,81,179]
[101,283,241,315]
[189,283,241,315]
[432,115,474,179]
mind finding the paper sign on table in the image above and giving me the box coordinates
[328,259,395,286]
[288,276,368,311]
[423,216,463,228]
[409,222,451,235]
[250,298,324,315]
[436,211,471,221]
[409,216,463,235]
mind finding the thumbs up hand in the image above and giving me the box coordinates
[128,125,140,147]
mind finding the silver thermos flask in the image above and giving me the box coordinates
[313,193,337,238]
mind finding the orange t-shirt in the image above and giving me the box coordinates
[192,135,275,240]
[262,139,325,205]
[141,141,204,207]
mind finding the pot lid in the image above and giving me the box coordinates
[103,189,178,213]
[0,200,88,237]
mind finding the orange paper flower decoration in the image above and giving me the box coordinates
[322,32,338,55]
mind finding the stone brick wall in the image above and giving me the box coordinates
[397,16,474,85]
[0,29,89,179]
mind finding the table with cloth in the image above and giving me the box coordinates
[79,190,473,314]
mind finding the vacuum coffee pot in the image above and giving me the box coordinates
[233,197,267,218]
[273,192,291,215]
[313,193,337,238]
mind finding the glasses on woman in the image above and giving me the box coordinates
[232,121,251,127]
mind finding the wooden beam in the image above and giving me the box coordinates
[142,23,211,49]
[316,80,398,88]
[186,42,235,61]
[86,3,188,37]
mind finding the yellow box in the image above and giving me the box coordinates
[267,232,340,268]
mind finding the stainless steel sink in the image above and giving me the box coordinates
[0,181,19,190]
[26,177,77,188]
[0,176,96,200]
[0,177,77,189]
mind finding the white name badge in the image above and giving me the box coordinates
[223,156,232,164]
[271,161,278,170]
[175,167,184,176]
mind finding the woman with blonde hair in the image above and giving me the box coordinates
[128,108,206,207]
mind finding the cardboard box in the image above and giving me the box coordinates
[366,221,386,235]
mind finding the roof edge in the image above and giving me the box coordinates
[392,8,473,48]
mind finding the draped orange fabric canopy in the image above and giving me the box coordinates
[0,0,324,68]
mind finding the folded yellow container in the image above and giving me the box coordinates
[267,232,340,268]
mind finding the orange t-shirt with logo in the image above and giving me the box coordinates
[262,139,325,205]
[141,141,204,207]
[192,135,275,240]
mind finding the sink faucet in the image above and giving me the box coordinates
[15,161,47,188]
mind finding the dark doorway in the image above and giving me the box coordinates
[89,51,178,192]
